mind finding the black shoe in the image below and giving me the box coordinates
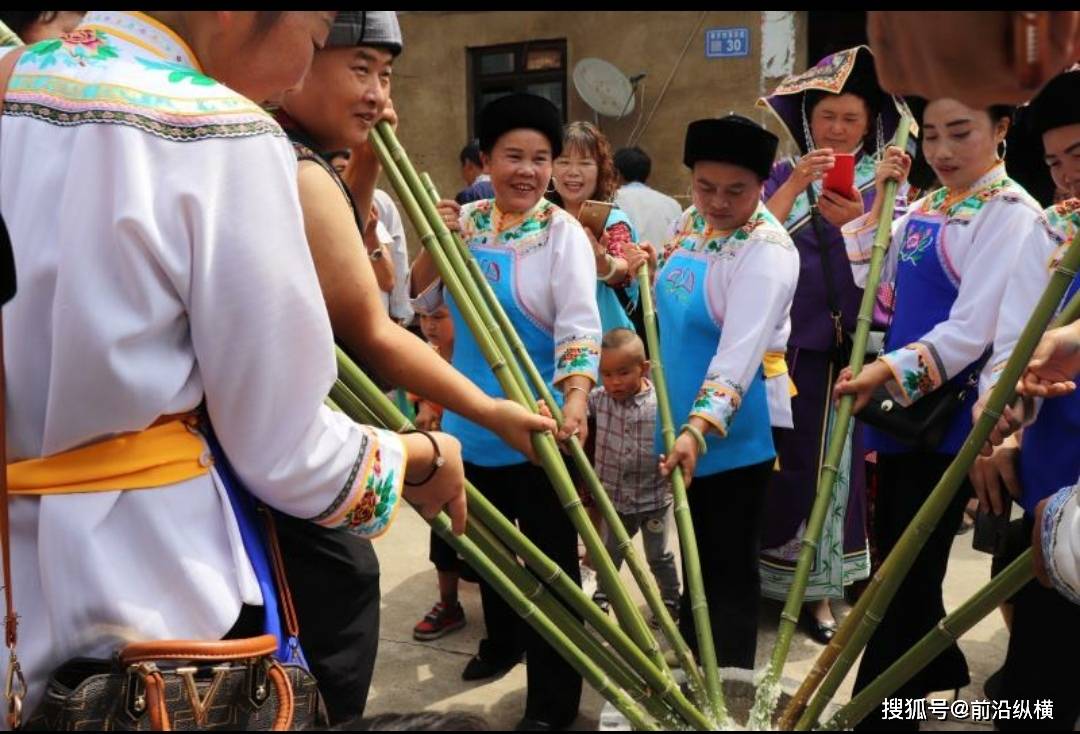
[515,716,570,731]
[802,610,837,645]
[984,666,1004,699]
[461,652,520,681]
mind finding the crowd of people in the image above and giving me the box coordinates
[0,9,1078,733]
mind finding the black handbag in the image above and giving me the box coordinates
[857,356,987,450]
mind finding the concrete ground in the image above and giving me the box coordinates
[365,506,1008,730]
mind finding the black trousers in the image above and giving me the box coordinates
[677,460,773,670]
[853,451,972,731]
[994,516,1080,731]
[466,461,583,726]
[272,509,382,725]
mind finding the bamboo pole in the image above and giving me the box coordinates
[425,510,660,730]
[335,346,714,730]
[635,262,728,725]
[332,354,712,729]
[1055,287,1080,326]
[825,549,1034,730]
[758,116,913,727]
[368,124,669,678]
[789,232,1080,730]
[416,170,707,708]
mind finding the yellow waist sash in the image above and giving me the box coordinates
[763,351,798,397]
[7,417,210,496]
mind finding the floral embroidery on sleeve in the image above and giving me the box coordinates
[689,375,744,437]
[603,221,636,288]
[554,336,600,385]
[1043,483,1080,606]
[880,341,944,406]
[310,426,406,539]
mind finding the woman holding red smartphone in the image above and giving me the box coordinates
[757,46,913,644]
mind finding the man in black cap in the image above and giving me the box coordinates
[970,68,1080,731]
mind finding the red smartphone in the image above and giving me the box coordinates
[578,200,613,239]
[822,153,855,198]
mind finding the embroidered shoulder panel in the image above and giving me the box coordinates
[922,177,1040,223]
[461,198,558,257]
[6,31,282,142]
[663,205,794,265]
[1041,199,1080,246]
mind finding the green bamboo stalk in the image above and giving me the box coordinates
[416,170,704,706]
[335,336,714,729]
[425,510,660,730]
[0,20,23,47]
[760,117,913,728]
[369,123,667,677]
[465,519,684,728]
[1055,287,1080,326]
[635,262,729,726]
[792,232,1080,730]
[825,549,1034,730]
[332,356,712,729]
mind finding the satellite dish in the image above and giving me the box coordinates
[573,58,636,118]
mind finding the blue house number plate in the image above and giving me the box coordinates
[705,27,750,59]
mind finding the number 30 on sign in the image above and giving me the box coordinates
[705,27,750,59]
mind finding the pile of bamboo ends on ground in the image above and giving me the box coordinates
[780,230,1080,730]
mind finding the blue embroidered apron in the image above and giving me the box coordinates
[596,208,640,333]
[444,246,562,467]
[654,248,774,477]
[203,423,305,666]
[1018,273,1080,514]
[872,211,981,455]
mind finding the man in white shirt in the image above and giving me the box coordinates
[612,146,683,246]
[373,189,414,326]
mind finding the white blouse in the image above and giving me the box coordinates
[1,11,405,715]
[842,164,1041,405]
[659,203,800,432]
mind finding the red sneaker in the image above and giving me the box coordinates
[413,600,466,641]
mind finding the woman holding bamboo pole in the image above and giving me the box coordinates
[271,14,553,723]
[833,98,1042,730]
[966,70,1080,730]
[654,115,798,670]
[757,45,908,643]
[411,92,602,731]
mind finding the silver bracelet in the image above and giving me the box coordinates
[564,385,589,400]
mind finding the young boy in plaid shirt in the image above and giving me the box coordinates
[589,328,680,623]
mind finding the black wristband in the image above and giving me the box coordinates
[403,429,446,486]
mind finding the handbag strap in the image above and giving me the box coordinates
[0,45,28,730]
[804,184,846,353]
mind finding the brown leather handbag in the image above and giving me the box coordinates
[0,46,325,731]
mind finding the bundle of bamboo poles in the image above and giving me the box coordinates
[362,121,724,728]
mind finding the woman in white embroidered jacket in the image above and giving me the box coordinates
[1,11,466,718]
[834,98,1041,730]
[410,93,601,731]
[655,115,799,671]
